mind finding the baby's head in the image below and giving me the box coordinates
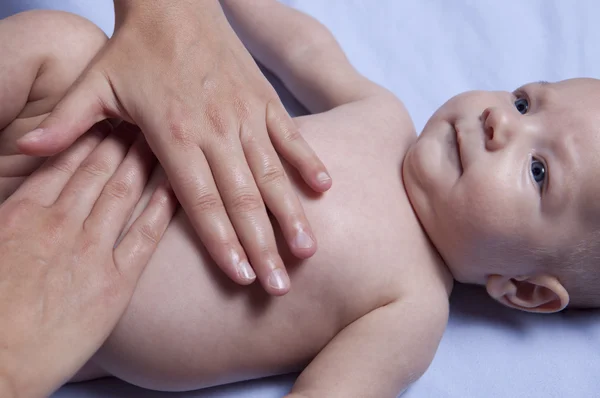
[404,78,600,313]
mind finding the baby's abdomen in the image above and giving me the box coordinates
[91,195,398,390]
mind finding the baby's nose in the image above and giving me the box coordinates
[482,107,516,151]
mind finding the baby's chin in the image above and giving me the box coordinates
[402,140,448,244]
[403,120,461,208]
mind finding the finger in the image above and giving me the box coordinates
[84,132,156,240]
[113,181,177,287]
[154,145,256,287]
[16,70,111,157]
[266,100,332,192]
[0,114,46,155]
[208,141,290,295]
[115,166,167,246]
[53,123,138,217]
[0,154,45,177]
[242,122,317,260]
[0,176,26,202]
[10,121,111,205]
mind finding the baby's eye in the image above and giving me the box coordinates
[531,158,546,188]
[514,97,529,114]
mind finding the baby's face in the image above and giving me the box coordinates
[404,78,600,284]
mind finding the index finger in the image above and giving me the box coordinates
[10,122,110,206]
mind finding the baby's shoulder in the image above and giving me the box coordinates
[295,92,416,152]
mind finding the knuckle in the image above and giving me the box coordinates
[49,208,70,228]
[165,101,195,147]
[48,157,77,175]
[39,210,70,244]
[239,122,258,146]
[136,223,161,246]
[233,96,252,122]
[168,116,194,147]
[204,101,231,139]
[228,189,263,214]
[103,178,131,200]
[190,188,222,213]
[79,157,112,177]
[258,163,286,186]
[281,124,302,143]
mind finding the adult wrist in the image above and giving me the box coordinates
[113,0,222,18]
[112,0,226,32]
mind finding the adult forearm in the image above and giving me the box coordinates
[221,0,380,113]
[113,0,223,19]
[112,0,229,40]
[221,0,327,66]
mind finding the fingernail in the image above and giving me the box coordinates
[317,171,331,184]
[268,268,289,291]
[294,229,314,249]
[20,128,45,143]
[237,259,256,282]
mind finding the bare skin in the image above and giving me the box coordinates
[1,6,450,398]
[15,3,597,397]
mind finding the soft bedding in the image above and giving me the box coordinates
[0,1,598,397]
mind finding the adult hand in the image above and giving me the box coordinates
[16,0,331,295]
[0,123,176,398]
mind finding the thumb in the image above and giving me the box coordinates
[17,71,112,156]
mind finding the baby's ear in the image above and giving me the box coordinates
[485,274,569,313]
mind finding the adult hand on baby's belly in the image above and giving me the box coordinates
[14,1,331,297]
[0,122,177,397]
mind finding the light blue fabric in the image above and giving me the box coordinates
[1,1,597,397]
[0,0,114,36]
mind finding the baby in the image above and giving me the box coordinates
[2,2,599,397]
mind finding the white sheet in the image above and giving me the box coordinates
[1,1,598,397]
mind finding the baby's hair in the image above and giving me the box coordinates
[532,230,600,308]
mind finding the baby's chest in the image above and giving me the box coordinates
[286,214,438,328]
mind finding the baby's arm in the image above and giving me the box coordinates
[221,0,390,114]
[287,299,447,398]
[0,10,107,200]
